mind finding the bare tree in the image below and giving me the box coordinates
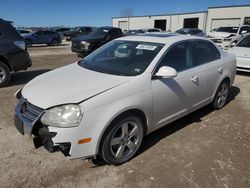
[120,8,134,17]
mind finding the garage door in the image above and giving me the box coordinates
[211,18,241,30]
[118,21,128,32]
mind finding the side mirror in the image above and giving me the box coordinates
[231,41,237,47]
[241,30,247,34]
[155,66,177,78]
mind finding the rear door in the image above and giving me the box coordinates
[192,40,223,102]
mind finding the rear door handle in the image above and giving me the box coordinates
[191,75,198,83]
[217,67,223,73]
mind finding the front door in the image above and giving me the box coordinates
[151,41,204,129]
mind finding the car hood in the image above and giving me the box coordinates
[21,63,132,109]
[228,47,250,58]
[213,32,235,39]
[72,35,103,42]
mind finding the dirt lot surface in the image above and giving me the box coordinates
[0,43,249,188]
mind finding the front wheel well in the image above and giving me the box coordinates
[0,56,12,71]
[112,109,148,134]
[96,109,148,157]
[222,77,230,86]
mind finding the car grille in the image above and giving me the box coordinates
[211,38,222,43]
[20,97,44,122]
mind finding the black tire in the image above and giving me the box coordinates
[213,80,230,109]
[100,114,144,165]
[0,61,11,87]
[49,39,59,46]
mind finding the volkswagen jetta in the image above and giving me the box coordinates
[14,34,236,165]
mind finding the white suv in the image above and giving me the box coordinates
[14,34,236,165]
[207,25,250,49]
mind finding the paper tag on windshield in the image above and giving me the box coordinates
[136,44,157,51]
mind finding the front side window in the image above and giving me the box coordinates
[193,40,221,65]
[79,40,164,76]
[156,42,193,72]
[237,35,250,48]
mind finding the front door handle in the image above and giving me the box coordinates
[191,75,198,83]
[217,67,223,73]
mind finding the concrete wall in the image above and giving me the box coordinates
[206,6,250,33]
[170,13,207,32]
[112,5,250,34]
[112,12,206,32]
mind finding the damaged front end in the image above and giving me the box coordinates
[14,95,71,157]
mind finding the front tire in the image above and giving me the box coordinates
[100,115,144,165]
[213,80,230,109]
[0,62,11,87]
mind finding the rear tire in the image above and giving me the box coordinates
[49,39,59,46]
[213,80,230,109]
[100,114,144,165]
[0,62,11,87]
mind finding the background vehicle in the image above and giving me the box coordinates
[207,25,250,49]
[71,26,123,56]
[23,30,62,46]
[134,28,162,35]
[15,34,236,165]
[0,18,31,87]
[175,28,204,37]
[64,26,96,41]
[227,34,250,72]
[52,27,71,40]
[17,28,32,37]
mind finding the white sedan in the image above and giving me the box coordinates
[228,34,250,72]
[14,34,236,165]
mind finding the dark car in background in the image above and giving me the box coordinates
[23,30,62,46]
[0,18,31,87]
[52,27,71,40]
[71,26,123,56]
[17,29,32,37]
[175,28,204,37]
[64,26,96,41]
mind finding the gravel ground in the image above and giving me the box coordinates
[0,44,249,188]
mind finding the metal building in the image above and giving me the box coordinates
[112,5,250,34]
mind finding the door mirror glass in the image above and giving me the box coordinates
[155,66,177,78]
[241,30,247,34]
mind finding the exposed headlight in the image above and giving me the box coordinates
[41,104,83,128]
[80,41,90,48]
[13,41,26,50]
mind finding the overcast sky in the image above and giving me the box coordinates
[1,0,250,27]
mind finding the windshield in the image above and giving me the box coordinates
[89,28,110,38]
[237,35,250,48]
[217,27,238,33]
[79,40,164,76]
[134,29,146,34]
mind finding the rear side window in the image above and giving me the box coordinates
[239,26,250,33]
[156,41,193,72]
[193,40,221,65]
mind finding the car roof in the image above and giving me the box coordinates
[116,33,207,44]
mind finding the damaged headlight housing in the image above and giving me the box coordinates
[41,104,83,128]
